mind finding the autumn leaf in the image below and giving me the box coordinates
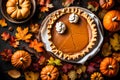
[87,1,99,12]
[39,0,53,12]
[68,70,77,80]
[0,49,13,61]
[0,18,7,27]
[76,65,86,74]
[7,69,21,79]
[9,36,19,48]
[38,56,46,65]
[24,71,39,80]
[86,64,96,74]
[29,39,44,52]
[30,23,40,33]
[62,63,73,73]
[62,0,74,7]
[112,53,120,62]
[110,33,120,51]
[40,7,49,12]
[39,0,45,5]
[1,31,10,41]
[98,9,108,19]
[61,74,68,80]
[15,27,32,42]
[47,57,62,66]
[102,42,112,57]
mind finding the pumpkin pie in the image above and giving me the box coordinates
[47,7,98,60]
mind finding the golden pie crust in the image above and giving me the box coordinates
[47,7,97,60]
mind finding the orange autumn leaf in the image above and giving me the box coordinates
[29,39,44,52]
[0,18,7,27]
[62,0,74,7]
[30,23,40,33]
[61,74,68,80]
[40,6,49,12]
[1,31,10,41]
[39,0,53,12]
[15,27,32,42]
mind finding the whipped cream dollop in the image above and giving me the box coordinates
[69,13,79,23]
[55,22,66,34]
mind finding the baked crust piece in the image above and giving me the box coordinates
[47,7,97,60]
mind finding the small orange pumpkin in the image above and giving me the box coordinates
[91,72,104,80]
[40,65,59,80]
[99,0,114,9]
[11,50,31,69]
[103,10,120,32]
[100,57,119,77]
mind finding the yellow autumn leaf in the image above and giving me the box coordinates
[24,71,39,80]
[0,18,7,27]
[15,27,32,42]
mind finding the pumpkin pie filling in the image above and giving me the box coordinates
[51,14,91,55]
[47,7,97,60]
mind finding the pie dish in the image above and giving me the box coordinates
[47,7,98,60]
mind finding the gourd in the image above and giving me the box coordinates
[11,50,31,69]
[6,0,31,19]
[100,57,119,77]
[99,0,114,9]
[103,10,120,32]
[40,65,59,80]
[91,72,104,80]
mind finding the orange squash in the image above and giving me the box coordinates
[11,50,31,69]
[100,57,119,77]
[99,0,114,9]
[103,10,120,32]
[40,65,59,80]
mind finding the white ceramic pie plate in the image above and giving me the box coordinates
[39,7,104,64]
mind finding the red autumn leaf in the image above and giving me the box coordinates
[29,62,41,71]
[62,0,74,7]
[0,18,7,27]
[0,49,13,61]
[87,1,99,12]
[62,64,73,73]
[9,36,19,48]
[1,32,10,41]
[38,56,46,65]
[86,64,96,74]
[29,39,44,52]
[39,0,53,12]
[39,0,45,5]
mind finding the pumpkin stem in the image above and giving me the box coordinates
[112,16,118,22]
[47,72,51,77]
[108,65,113,69]
[106,0,109,2]
[17,0,22,9]
[20,57,24,62]
[95,77,99,80]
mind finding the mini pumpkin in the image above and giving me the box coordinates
[100,57,119,77]
[99,0,114,9]
[40,65,59,80]
[91,72,104,80]
[103,10,120,32]
[11,50,31,69]
[6,0,31,19]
